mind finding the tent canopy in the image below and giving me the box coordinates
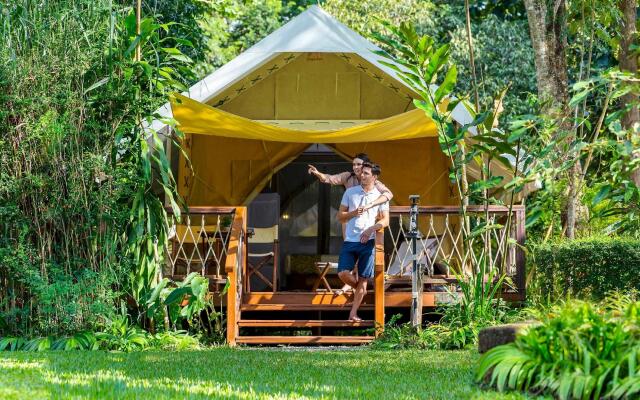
[171,94,439,143]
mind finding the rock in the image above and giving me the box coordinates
[478,322,537,353]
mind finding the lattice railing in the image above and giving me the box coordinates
[165,207,237,279]
[385,205,526,293]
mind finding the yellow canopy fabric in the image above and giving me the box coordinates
[170,94,457,207]
[170,94,438,143]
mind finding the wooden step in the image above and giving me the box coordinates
[238,319,374,328]
[241,292,440,308]
[235,335,375,345]
[241,303,374,311]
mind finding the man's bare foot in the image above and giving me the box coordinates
[349,315,363,322]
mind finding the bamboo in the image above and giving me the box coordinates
[135,0,141,62]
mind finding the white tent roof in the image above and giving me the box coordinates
[150,5,473,132]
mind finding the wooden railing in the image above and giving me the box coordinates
[374,229,385,336]
[224,207,246,346]
[164,204,525,344]
[165,206,237,280]
[165,206,247,345]
[386,205,526,296]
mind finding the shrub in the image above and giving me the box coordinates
[533,237,640,300]
[374,257,523,351]
[0,328,201,353]
[476,293,640,400]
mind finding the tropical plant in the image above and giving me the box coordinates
[374,259,520,350]
[0,331,99,351]
[477,293,640,399]
[373,20,538,277]
[95,311,151,352]
[0,0,196,337]
[100,9,191,330]
[437,257,517,349]
[372,314,441,350]
[151,330,201,351]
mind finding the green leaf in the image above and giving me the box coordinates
[164,286,191,306]
[414,99,436,119]
[84,77,110,95]
[592,185,612,206]
[434,65,457,105]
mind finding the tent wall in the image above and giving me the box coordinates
[332,138,455,207]
[214,53,414,120]
[179,135,457,208]
[179,135,307,206]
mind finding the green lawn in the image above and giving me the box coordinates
[0,348,545,399]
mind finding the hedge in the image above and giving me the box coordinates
[533,237,640,300]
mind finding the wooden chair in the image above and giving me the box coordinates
[246,226,279,292]
[312,261,337,292]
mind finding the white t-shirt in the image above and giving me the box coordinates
[340,185,389,243]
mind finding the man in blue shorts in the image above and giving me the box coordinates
[337,162,390,322]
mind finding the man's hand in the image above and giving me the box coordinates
[338,206,364,223]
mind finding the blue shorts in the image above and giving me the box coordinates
[338,240,375,279]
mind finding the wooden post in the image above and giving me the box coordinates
[225,207,246,346]
[408,195,422,329]
[514,208,526,299]
[374,229,385,337]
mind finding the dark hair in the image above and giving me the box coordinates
[361,161,381,176]
[353,153,370,163]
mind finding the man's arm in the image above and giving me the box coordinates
[360,210,390,243]
[337,204,364,223]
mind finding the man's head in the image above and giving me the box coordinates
[360,162,381,186]
[352,153,369,175]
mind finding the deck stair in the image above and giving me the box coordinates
[233,291,377,345]
[235,335,374,345]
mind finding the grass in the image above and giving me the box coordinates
[0,348,546,399]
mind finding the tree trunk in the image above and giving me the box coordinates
[523,0,571,110]
[619,0,640,187]
[524,0,577,238]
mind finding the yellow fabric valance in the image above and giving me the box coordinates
[169,93,456,207]
[170,94,438,142]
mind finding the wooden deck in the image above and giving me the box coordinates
[166,205,526,345]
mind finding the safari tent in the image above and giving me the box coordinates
[153,5,526,345]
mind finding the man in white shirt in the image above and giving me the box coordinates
[337,162,390,322]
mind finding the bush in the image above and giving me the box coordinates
[374,256,524,350]
[533,237,640,300]
[477,294,640,399]
[0,327,201,353]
